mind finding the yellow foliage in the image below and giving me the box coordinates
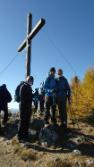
[70,68,94,118]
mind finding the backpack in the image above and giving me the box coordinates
[14,82,24,103]
[6,91,12,103]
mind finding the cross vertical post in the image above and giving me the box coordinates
[26,13,32,79]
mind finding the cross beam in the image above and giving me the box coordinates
[18,13,45,79]
[18,18,45,52]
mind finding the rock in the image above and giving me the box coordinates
[86,159,94,166]
[30,119,44,131]
[5,140,11,145]
[0,137,6,142]
[69,136,87,146]
[41,142,48,147]
[73,149,81,155]
[20,142,32,149]
[39,125,59,146]
[3,140,11,146]
[20,143,26,148]
[73,161,82,167]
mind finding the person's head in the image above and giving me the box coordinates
[26,76,34,85]
[2,84,6,88]
[49,67,56,76]
[1,84,7,90]
[58,69,63,77]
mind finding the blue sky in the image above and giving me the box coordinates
[0,0,94,108]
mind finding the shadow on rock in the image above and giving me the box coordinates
[0,119,19,140]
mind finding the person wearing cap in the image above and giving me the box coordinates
[44,67,57,127]
[18,76,34,141]
[56,69,71,130]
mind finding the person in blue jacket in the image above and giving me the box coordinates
[44,67,57,127]
[56,69,71,130]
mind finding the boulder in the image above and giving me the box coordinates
[72,149,81,155]
[39,124,59,146]
[30,119,44,131]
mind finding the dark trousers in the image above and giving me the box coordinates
[57,97,67,128]
[34,101,38,112]
[0,105,8,124]
[40,100,44,113]
[44,96,56,124]
[18,103,32,138]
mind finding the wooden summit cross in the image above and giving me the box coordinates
[18,13,45,79]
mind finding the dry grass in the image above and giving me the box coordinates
[46,159,90,167]
[47,159,72,167]
[12,141,37,162]
[13,143,22,155]
[11,138,19,145]
[21,149,37,161]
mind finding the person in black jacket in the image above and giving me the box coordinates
[18,76,34,141]
[56,69,71,130]
[39,87,45,114]
[33,88,39,113]
[0,84,12,126]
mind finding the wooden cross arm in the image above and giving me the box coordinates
[18,18,45,52]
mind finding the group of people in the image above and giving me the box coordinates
[17,67,71,141]
[0,67,71,142]
[44,67,71,128]
[32,87,45,114]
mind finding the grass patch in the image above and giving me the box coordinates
[13,143,22,155]
[47,159,72,167]
[13,142,37,161]
[21,149,37,161]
